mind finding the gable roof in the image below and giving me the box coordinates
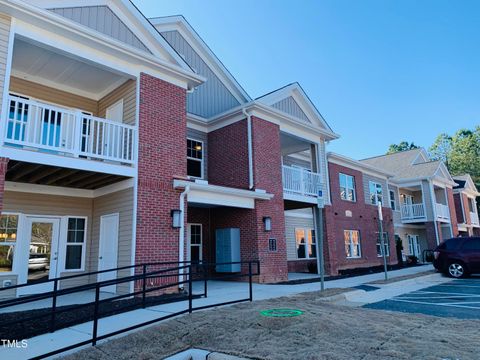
[360,148,454,184]
[453,174,480,195]
[150,15,251,112]
[26,0,192,71]
[256,82,336,135]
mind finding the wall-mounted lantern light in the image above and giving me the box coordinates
[171,209,182,228]
[263,216,272,232]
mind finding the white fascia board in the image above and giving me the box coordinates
[327,152,394,179]
[5,178,134,198]
[173,179,273,205]
[432,175,456,188]
[207,102,339,142]
[0,146,136,177]
[2,0,205,89]
[187,113,209,133]
[150,16,251,104]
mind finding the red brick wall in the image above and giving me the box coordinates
[425,221,440,248]
[446,188,458,236]
[288,259,316,273]
[136,73,186,268]
[453,193,465,224]
[207,120,249,189]
[325,162,396,275]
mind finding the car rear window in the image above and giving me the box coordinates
[461,238,480,250]
[438,239,462,250]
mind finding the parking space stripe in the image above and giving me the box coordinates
[389,298,480,310]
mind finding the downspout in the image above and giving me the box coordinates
[242,108,254,189]
[179,185,191,289]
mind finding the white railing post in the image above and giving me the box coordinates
[299,169,305,195]
[72,111,83,158]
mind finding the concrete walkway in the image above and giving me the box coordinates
[0,265,436,359]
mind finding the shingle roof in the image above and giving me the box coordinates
[360,149,440,181]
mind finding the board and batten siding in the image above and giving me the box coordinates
[3,191,94,289]
[362,174,389,208]
[50,6,151,54]
[91,188,134,295]
[9,77,98,115]
[161,30,240,118]
[98,79,136,125]
[0,15,11,113]
[187,128,208,180]
[284,209,314,261]
[272,96,310,123]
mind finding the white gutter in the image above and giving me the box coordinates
[242,108,254,189]
[178,185,191,288]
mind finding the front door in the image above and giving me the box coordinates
[188,224,202,263]
[19,217,61,295]
[98,213,119,293]
[408,235,421,258]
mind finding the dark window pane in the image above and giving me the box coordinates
[309,244,316,258]
[67,230,76,243]
[68,218,76,230]
[191,246,200,263]
[65,245,82,270]
[297,244,306,259]
[76,218,85,230]
[187,159,202,178]
[75,230,85,243]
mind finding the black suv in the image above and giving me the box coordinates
[433,237,480,278]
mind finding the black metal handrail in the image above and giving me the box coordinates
[0,260,260,360]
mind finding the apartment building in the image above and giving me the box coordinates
[452,174,480,237]
[361,148,459,261]
[0,0,339,297]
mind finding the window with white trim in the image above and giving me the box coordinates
[389,190,396,210]
[376,232,390,257]
[369,181,383,205]
[0,215,18,273]
[339,173,356,202]
[187,138,203,178]
[295,228,316,259]
[65,218,86,270]
[344,230,361,258]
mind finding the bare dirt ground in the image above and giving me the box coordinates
[63,289,480,360]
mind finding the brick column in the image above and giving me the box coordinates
[136,73,186,282]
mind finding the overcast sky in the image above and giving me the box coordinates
[137,0,480,159]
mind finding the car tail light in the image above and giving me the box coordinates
[434,251,440,259]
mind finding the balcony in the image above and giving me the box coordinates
[401,203,426,221]
[282,165,322,201]
[436,203,450,221]
[4,96,136,166]
[470,211,479,226]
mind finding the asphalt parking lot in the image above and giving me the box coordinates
[364,275,480,319]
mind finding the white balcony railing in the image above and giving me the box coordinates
[470,211,479,226]
[282,165,322,197]
[4,96,136,164]
[401,203,426,220]
[436,203,450,220]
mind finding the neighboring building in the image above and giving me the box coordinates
[452,175,480,237]
[361,148,459,261]
[322,153,397,275]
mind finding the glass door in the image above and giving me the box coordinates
[18,217,61,295]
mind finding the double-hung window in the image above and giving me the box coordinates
[187,138,203,179]
[376,232,390,257]
[344,230,361,258]
[339,173,356,202]
[0,215,18,273]
[389,190,396,210]
[369,181,383,205]
[295,228,316,259]
[65,218,86,271]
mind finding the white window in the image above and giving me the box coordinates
[295,228,316,259]
[0,215,18,273]
[344,230,361,258]
[339,173,356,202]
[188,224,202,262]
[187,138,203,178]
[376,232,390,257]
[389,190,396,210]
[106,99,124,122]
[369,181,383,205]
[65,218,86,271]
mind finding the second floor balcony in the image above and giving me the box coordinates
[282,165,322,199]
[435,203,450,221]
[4,95,136,166]
[470,211,480,226]
[401,203,426,221]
